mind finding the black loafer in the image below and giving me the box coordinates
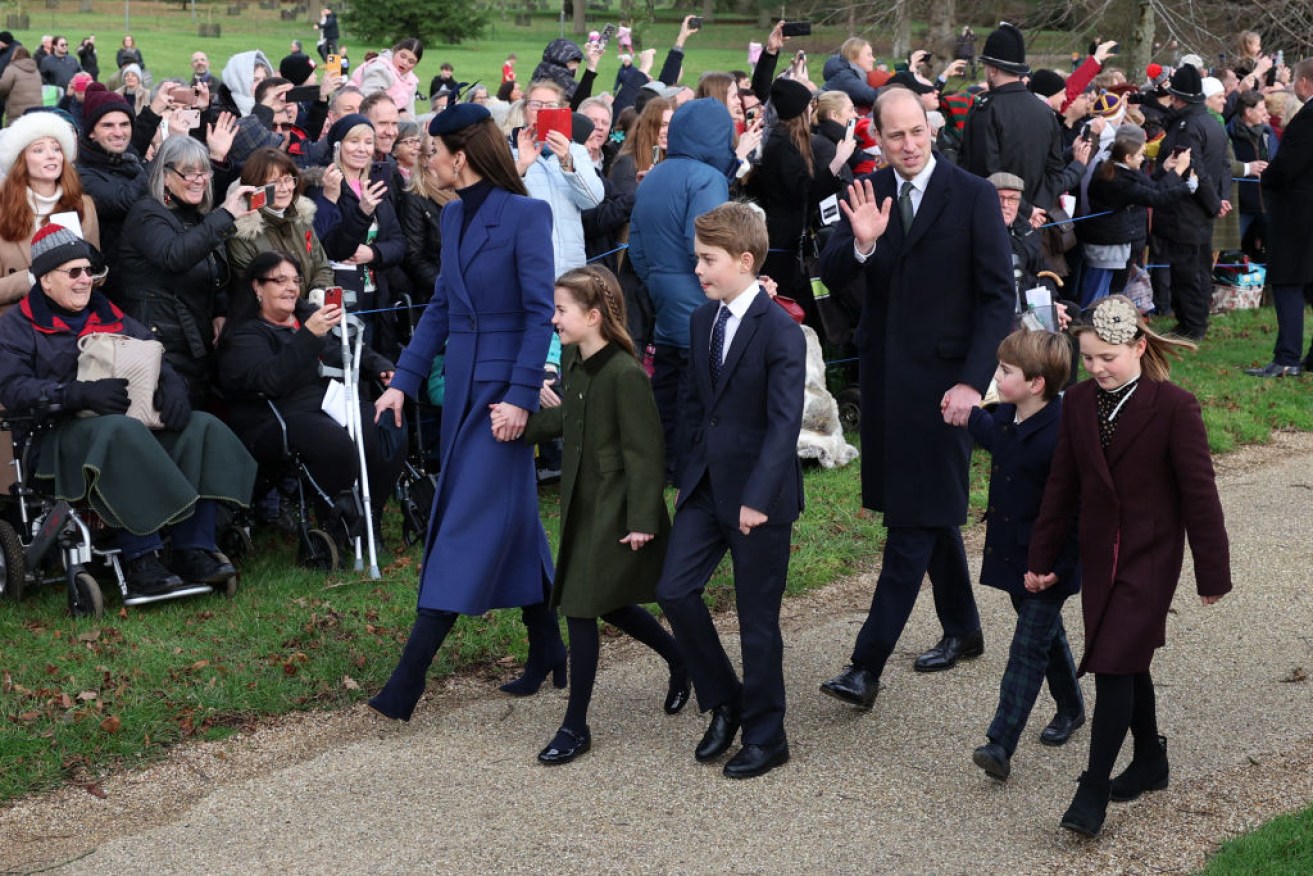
[724,741,789,779]
[694,704,740,763]
[914,631,985,673]
[664,668,691,715]
[1039,710,1086,747]
[972,742,1011,782]
[537,726,591,765]
[1245,362,1303,378]
[819,665,879,710]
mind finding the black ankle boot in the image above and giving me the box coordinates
[368,610,456,721]
[500,604,567,696]
[1061,772,1111,837]
[1110,734,1169,802]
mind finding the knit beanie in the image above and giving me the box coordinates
[279,53,317,86]
[1028,68,1066,98]
[30,224,91,281]
[979,22,1029,76]
[119,62,143,83]
[1114,123,1146,150]
[770,78,813,121]
[82,83,134,131]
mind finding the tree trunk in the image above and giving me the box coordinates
[573,0,585,36]
[892,0,912,61]
[702,0,714,24]
[1131,0,1155,77]
[926,0,957,63]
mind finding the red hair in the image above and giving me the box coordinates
[0,143,88,243]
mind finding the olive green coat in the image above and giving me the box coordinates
[523,343,670,618]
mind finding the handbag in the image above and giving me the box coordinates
[773,294,806,325]
[76,333,167,429]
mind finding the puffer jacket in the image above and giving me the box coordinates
[628,98,735,348]
[0,58,43,121]
[532,39,584,101]
[226,195,334,306]
[523,140,604,275]
[821,55,878,109]
[115,198,235,400]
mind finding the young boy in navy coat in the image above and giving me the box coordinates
[656,202,806,779]
[965,330,1084,781]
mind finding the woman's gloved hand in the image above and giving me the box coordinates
[154,385,192,431]
[63,378,130,415]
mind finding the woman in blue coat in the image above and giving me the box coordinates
[368,104,566,721]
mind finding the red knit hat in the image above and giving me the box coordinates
[82,83,134,132]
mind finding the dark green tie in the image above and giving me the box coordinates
[899,180,915,233]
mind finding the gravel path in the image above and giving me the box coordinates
[3,433,1312,875]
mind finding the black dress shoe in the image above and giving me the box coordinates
[1245,361,1303,378]
[972,742,1011,781]
[537,726,591,765]
[819,665,879,710]
[694,704,740,763]
[914,631,985,673]
[168,548,237,585]
[724,741,789,779]
[1039,710,1086,747]
[664,667,690,715]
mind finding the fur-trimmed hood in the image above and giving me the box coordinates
[231,195,318,241]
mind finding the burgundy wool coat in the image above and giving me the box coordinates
[1028,378,1232,674]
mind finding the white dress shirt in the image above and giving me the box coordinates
[712,281,761,365]
[855,155,939,262]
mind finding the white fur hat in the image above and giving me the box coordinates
[0,111,78,178]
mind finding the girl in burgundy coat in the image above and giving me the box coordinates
[1025,295,1232,837]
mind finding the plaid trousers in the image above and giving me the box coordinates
[986,592,1083,756]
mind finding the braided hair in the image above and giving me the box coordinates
[555,265,635,358]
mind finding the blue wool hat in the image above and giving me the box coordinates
[428,103,490,136]
[326,112,373,150]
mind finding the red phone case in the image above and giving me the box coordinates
[248,189,267,210]
[536,107,573,144]
[324,287,343,308]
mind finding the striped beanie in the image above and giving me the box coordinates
[30,224,90,281]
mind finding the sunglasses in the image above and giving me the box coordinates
[51,265,97,280]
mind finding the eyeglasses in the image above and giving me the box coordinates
[258,275,302,286]
[525,100,559,110]
[166,165,213,184]
[272,122,296,132]
[270,175,298,189]
[51,265,95,280]
[395,137,420,148]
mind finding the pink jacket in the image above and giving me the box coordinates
[350,52,417,116]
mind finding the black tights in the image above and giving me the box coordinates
[1087,671,1159,780]
[561,606,683,733]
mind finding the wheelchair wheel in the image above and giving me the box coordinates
[212,551,240,599]
[0,519,26,602]
[69,571,104,618]
[299,528,339,571]
[837,386,862,435]
[218,524,254,562]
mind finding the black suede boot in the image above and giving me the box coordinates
[499,603,567,696]
[1110,734,1169,802]
[368,609,457,721]
[1061,772,1111,837]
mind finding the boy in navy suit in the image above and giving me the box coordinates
[965,330,1084,782]
[656,202,806,779]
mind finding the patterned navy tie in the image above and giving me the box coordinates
[709,305,730,389]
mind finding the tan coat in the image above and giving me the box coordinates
[0,195,101,310]
[0,58,44,123]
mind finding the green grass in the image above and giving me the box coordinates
[1200,808,1313,874]
[2,303,1309,804]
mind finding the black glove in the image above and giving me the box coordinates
[63,378,130,415]
[152,384,191,432]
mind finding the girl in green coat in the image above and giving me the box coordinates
[513,266,689,766]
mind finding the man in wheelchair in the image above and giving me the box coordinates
[0,225,257,598]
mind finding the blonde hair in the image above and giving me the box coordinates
[555,266,635,357]
[693,201,769,273]
[405,127,456,205]
[814,90,854,123]
[840,37,871,64]
[1070,294,1196,382]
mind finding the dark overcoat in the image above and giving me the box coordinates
[818,157,1016,527]
[1027,379,1232,674]
[523,343,670,617]
[1260,97,1313,286]
[390,186,556,615]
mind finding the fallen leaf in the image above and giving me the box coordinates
[76,629,101,643]
[99,715,122,733]
[58,693,73,709]
[77,690,98,701]
[342,675,360,691]
[190,660,211,671]
[19,711,40,722]
[83,783,107,799]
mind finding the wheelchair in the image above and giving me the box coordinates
[0,411,237,618]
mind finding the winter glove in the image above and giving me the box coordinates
[63,378,130,415]
[154,385,192,432]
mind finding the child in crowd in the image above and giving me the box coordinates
[964,329,1084,785]
[509,266,688,766]
[1025,295,1232,837]
[655,202,806,780]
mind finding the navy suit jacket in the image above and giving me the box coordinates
[676,289,806,528]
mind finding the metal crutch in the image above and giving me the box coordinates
[338,314,381,578]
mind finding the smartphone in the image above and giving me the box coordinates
[688,16,702,31]
[1170,145,1188,158]
[795,49,807,64]
[286,84,320,103]
[247,183,276,210]
[781,21,811,37]
[325,53,342,78]
[536,106,573,144]
[169,86,197,106]
[651,145,661,165]
[333,141,341,165]
[324,286,343,308]
[1107,42,1120,55]
[845,117,857,138]
[600,23,617,48]
[178,108,201,129]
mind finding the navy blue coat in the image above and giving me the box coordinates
[819,157,1015,527]
[967,400,1079,598]
[676,289,806,528]
[390,186,556,614]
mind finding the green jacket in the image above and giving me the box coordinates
[524,342,670,617]
[227,196,334,302]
